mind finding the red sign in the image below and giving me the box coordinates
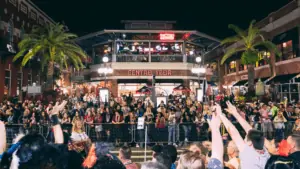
[128,70,172,76]
[159,33,175,40]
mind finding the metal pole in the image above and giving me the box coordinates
[104,72,107,88]
[144,125,147,162]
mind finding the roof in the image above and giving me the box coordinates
[121,20,177,24]
[76,29,220,51]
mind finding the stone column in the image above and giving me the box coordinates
[110,79,118,97]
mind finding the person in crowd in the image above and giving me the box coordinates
[141,161,167,169]
[225,141,240,169]
[181,107,192,143]
[94,108,104,140]
[162,145,178,169]
[69,119,91,157]
[118,146,139,169]
[260,104,273,139]
[273,109,287,141]
[222,101,271,169]
[177,150,205,169]
[168,109,177,146]
[61,112,71,124]
[112,111,124,146]
[152,153,172,169]
[103,107,113,142]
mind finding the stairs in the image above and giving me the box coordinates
[110,147,185,163]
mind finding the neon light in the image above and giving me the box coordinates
[159,33,175,40]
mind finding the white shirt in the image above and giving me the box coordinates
[71,131,89,142]
[240,144,270,169]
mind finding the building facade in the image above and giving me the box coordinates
[205,0,300,101]
[75,20,219,98]
[0,0,55,101]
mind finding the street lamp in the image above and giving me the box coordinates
[195,56,202,63]
[102,56,109,63]
[98,67,113,87]
[191,56,206,102]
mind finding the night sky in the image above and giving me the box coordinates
[34,0,292,39]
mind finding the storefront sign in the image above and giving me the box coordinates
[159,33,175,40]
[128,70,172,76]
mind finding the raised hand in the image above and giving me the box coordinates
[225,101,238,115]
[208,104,222,129]
[49,100,67,116]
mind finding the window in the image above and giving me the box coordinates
[9,0,17,6]
[228,61,236,73]
[31,12,37,20]
[276,40,295,61]
[17,72,23,96]
[4,70,11,96]
[28,71,32,86]
[20,3,28,14]
[256,51,270,67]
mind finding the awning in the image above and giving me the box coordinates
[234,77,270,86]
[266,73,298,85]
[233,80,248,86]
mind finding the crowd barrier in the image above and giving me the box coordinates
[4,122,298,145]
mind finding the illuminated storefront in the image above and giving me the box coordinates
[75,21,219,97]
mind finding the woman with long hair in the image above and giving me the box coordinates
[69,119,91,157]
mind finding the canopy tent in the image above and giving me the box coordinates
[136,86,151,94]
[173,84,191,92]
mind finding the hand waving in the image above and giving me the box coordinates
[225,101,238,115]
[49,101,67,116]
[208,103,222,129]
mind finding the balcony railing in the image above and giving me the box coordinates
[117,55,149,62]
[151,55,183,62]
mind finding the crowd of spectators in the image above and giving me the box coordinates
[1,91,300,169]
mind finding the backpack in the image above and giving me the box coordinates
[265,155,300,169]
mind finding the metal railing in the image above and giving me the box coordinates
[4,121,298,146]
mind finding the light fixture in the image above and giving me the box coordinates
[283,42,287,48]
[122,33,126,39]
[195,56,202,63]
[191,67,206,74]
[102,56,109,63]
[98,67,113,74]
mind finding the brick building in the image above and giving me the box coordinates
[0,0,55,101]
[205,0,300,101]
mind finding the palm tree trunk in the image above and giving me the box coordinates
[248,64,255,96]
[46,61,54,90]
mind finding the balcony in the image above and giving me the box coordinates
[116,54,184,62]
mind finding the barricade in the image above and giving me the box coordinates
[4,121,300,146]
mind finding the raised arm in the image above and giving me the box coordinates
[49,101,67,144]
[0,121,6,154]
[208,105,223,163]
[225,102,276,154]
[217,103,246,152]
[225,101,252,133]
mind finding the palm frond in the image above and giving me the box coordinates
[221,35,242,45]
[221,47,247,64]
[253,41,282,57]
[228,24,247,41]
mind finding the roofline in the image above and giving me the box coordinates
[121,20,177,24]
[76,29,220,43]
[25,0,55,24]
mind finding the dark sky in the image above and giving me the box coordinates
[34,0,292,39]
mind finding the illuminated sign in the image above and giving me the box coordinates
[159,33,175,40]
[128,70,172,76]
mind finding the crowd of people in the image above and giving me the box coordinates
[0,91,300,168]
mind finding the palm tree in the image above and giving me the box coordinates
[13,23,87,89]
[221,20,281,95]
